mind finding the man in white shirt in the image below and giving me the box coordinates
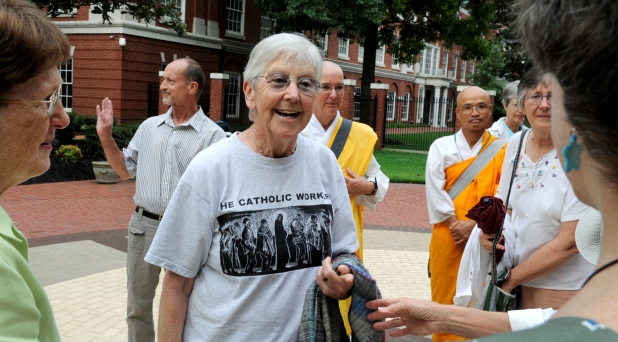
[301,61,389,335]
[425,86,506,341]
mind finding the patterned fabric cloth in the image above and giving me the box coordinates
[299,254,385,342]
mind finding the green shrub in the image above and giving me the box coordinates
[55,145,83,165]
[80,123,140,159]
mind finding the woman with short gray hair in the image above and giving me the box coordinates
[488,81,526,140]
[146,33,360,340]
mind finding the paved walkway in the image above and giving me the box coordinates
[1,180,433,342]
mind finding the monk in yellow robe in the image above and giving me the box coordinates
[301,61,390,335]
[425,86,506,341]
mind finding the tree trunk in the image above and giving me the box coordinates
[360,24,379,126]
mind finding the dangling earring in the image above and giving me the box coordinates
[563,127,583,172]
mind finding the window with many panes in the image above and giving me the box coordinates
[420,46,438,76]
[226,0,244,34]
[401,92,410,121]
[338,38,349,58]
[452,53,459,78]
[358,45,364,62]
[376,45,385,65]
[461,60,467,81]
[386,91,396,120]
[353,87,362,120]
[160,0,183,21]
[224,73,241,118]
[470,61,475,74]
[59,59,73,110]
[315,34,327,54]
[260,17,275,39]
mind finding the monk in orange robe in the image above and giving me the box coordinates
[425,86,506,341]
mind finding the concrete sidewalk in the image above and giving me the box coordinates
[2,180,433,342]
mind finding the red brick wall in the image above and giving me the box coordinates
[209,77,227,122]
[66,34,220,123]
[340,83,356,120]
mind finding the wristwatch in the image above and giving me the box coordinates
[368,179,378,196]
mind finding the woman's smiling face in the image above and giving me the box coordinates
[244,58,317,144]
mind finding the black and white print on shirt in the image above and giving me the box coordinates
[217,204,333,276]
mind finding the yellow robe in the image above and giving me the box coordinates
[429,132,505,342]
[326,117,377,335]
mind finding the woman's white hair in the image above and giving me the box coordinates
[243,33,323,120]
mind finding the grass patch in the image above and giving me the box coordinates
[374,149,427,184]
[385,131,452,150]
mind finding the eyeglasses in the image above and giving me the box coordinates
[525,94,552,105]
[0,85,61,116]
[319,85,345,94]
[459,103,490,115]
[255,73,320,95]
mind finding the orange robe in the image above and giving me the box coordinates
[430,133,505,342]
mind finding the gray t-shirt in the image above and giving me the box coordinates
[145,134,359,341]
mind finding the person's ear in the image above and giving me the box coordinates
[243,80,256,110]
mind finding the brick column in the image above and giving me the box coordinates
[370,83,389,150]
[209,73,229,122]
[340,79,357,120]
[158,71,168,115]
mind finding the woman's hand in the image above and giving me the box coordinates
[316,257,354,300]
[479,232,505,253]
[367,298,445,337]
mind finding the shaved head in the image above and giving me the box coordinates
[455,86,493,134]
[314,61,346,128]
[456,86,490,107]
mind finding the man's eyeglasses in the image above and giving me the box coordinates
[319,85,345,94]
[255,73,320,95]
[524,94,552,105]
[459,103,490,115]
[0,85,61,116]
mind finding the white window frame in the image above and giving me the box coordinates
[224,72,241,119]
[420,45,438,76]
[452,53,459,79]
[470,61,475,74]
[358,45,364,62]
[315,34,328,54]
[461,60,467,81]
[386,91,396,121]
[260,16,275,39]
[401,92,410,121]
[225,0,245,36]
[338,38,349,59]
[391,53,399,69]
[59,58,73,111]
[353,87,362,120]
[442,49,449,77]
[376,45,385,66]
[160,0,185,23]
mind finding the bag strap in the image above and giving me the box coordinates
[448,138,507,200]
[491,129,529,285]
[329,118,353,159]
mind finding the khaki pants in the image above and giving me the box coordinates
[520,286,578,310]
[126,210,162,342]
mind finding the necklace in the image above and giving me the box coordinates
[582,258,618,286]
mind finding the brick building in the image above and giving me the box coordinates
[52,1,477,133]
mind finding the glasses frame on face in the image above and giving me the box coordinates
[0,85,61,117]
[524,94,552,105]
[255,73,320,96]
[459,103,490,115]
[319,84,345,95]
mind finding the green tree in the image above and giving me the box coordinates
[468,38,507,105]
[38,0,186,35]
[257,0,494,124]
[490,0,532,80]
